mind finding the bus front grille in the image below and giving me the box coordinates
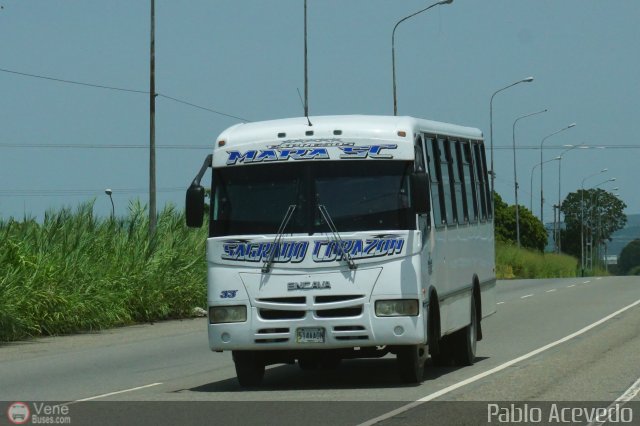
[256,297,306,305]
[255,338,289,344]
[315,306,363,318]
[314,295,364,304]
[258,309,306,320]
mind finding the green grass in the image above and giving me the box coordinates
[0,201,207,342]
[496,241,578,279]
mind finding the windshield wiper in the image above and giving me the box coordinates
[318,204,357,270]
[261,204,297,274]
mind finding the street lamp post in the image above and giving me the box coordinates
[512,109,547,248]
[392,0,453,116]
[589,180,616,271]
[149,0,157,236]
[489,77,534,218]
[580,169,608,276]
[539,123,576,223]
[556,144,587,253]
[530,157,560,213]
[105,188,115,218]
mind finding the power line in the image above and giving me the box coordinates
[1,141,637,151]
[1,66,638,151]
[0,67,251,122]
[0,187,185,197]
[0,142,211,150]
[0,67,148,94]
[494,145,640,150]
[157,94,248,122]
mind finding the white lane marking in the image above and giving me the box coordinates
[583,281,591,284]
[521,294,534,299]
[546,289,557,293]
[497,302,505,305]
[358,298,640,426]
[595,277,602,281]
[568,284,576,288]
[587,376,640,426]
[73,383,163,402]
[615,376,640,402]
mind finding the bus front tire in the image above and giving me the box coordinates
[431,336,454,366]
[451,295,478,366]
[233,350,265,387]
[397,344,427,383]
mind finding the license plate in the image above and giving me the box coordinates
[296,327,325,343]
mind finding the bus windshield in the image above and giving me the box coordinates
[211,161,415,237]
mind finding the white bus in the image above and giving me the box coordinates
[186,115,496,386]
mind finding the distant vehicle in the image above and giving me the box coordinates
[186,115,496,386]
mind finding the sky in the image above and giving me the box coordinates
[0,0,638,222]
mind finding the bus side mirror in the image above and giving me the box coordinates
[411,172,430,215]
[186,184,205,228]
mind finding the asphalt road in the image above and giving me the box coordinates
[2,276,640,425]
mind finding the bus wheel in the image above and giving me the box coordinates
[429,299,453,367]
[233,350,265,387]
[452,295,478,366]
[431,335,454,367]
[397,344,427,383]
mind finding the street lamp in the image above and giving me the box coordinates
[539,123,576,222]
[555,144,587,253]
[530,157,560,213]
[580,168,608,276]
[392,0,454,116]
[105,188,115,218]
[489,76,534,218]
[589,179,616,271]
[512,108,547,248]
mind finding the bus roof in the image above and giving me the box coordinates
[216,115,484,148]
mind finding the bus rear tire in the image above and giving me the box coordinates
[233,350,265,387]
[451,295,478,366]
[397,344,427,383]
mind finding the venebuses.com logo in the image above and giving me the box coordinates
[6,402,71,424]
[6,402,30,425]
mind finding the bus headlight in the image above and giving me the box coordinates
[375,300,419,317]
[209,305,247,324]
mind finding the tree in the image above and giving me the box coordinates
[560,189,627,260]
[494,192,547,251]
[619,239,640,275]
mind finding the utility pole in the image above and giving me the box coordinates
[149,0,157,235]
[304,0,308,118]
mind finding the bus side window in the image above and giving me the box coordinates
[427,137,445,227]
[415,135,431,229]
[462,141,478,222]
[479,143,493,219]
[473,143,488,221]
[452,140,467,224]
[414,136,426,172]
[438,138,454,225]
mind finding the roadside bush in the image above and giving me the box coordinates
[0,201,207,342]
[628,266,640,276]
[496,242,577,279]
[618,239,640,275]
